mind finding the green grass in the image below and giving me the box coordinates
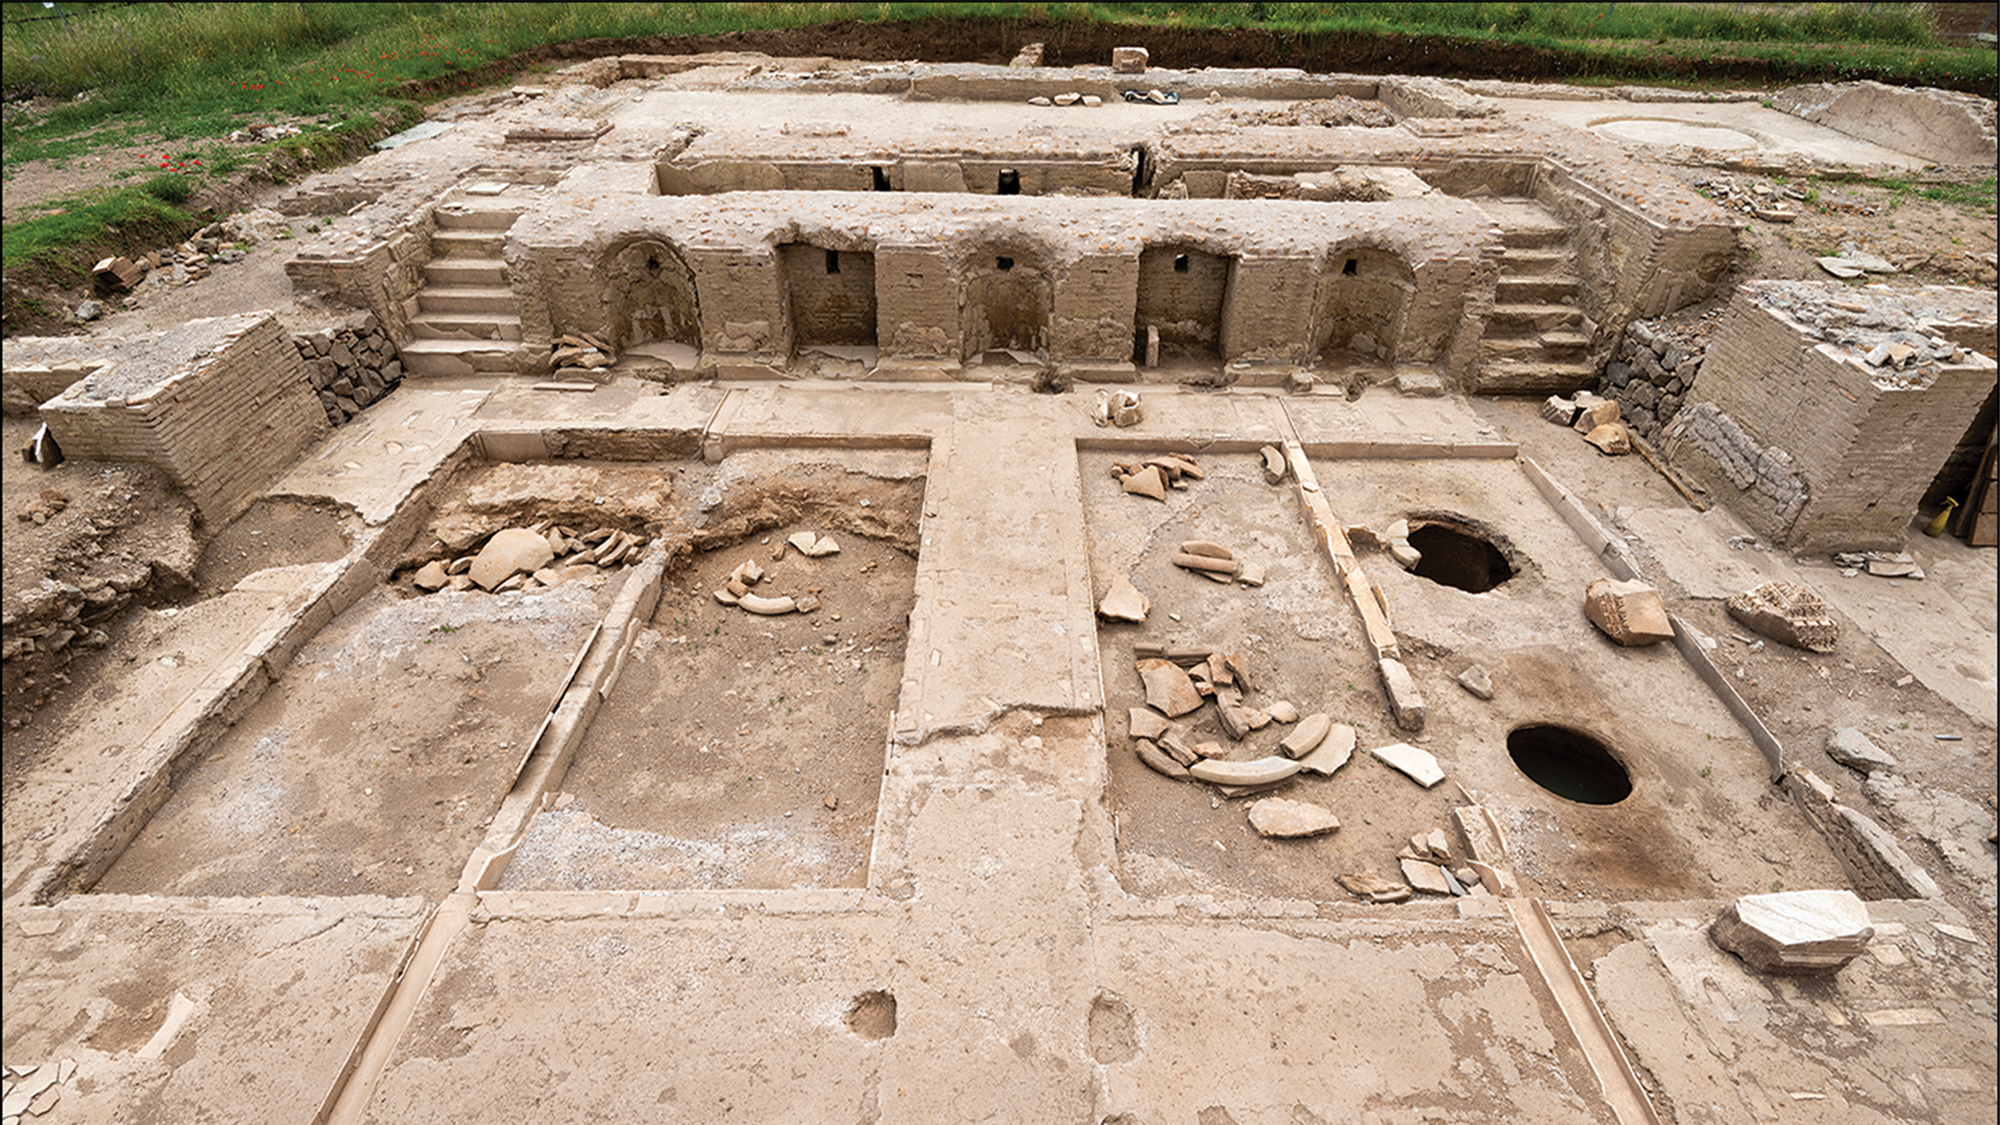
[1875,174,2000,214]
[3,1,1992,305]
[0,186,188,273]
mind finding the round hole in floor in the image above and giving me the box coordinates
[1408,520,1514,593]
[1508,724,1632,805]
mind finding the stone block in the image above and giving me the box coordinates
[1112,47,1149,73]
[1710,889,1873,975]
[1584,578,1674,646]
[1826,727,1898,775]
[1726,581,1839,652]
[1378,657,1427,731]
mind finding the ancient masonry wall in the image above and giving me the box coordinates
[1533,158,1733,360]
[1663,294,1997,550]
[293,313,405,426]
[39,313,330,527]
[1600,319,1704,444]
[510,195,1495,381]
[283,204,437,343]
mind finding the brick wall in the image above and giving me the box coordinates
[40,312,328,526]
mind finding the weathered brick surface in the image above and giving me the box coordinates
[39,313,329,526]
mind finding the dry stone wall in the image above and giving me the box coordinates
[1598,316,1713,442]
[292,313,405,426]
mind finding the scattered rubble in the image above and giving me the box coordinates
[1112,453,1201,501]
[1092,388,1143,427]
[1725,581,1840,652]
[1834,550,1926,580]
[1584,577,1675,646]
[549,332,616,378]
[408,523,647,596]
[1709,889,1874,975]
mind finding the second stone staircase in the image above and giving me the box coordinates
[399,191,534,377]
[1475,199,1595,394]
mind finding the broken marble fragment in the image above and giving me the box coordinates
[1280,713,1332,758]
[1710,889,1874,975]
[1371,741,1445,788]
[1098,573,1150,622]
[1401,857,1453,895]
[1340,873,1412,903]
[1137,659,1204,717]
[1189,755,1301,787]
[1248,797,1340,838]
[1265,700,1299,724]
[737,593,796,615]
[1260,444,1287,484]
[1121,465,1168,500]
[1826,727,1898,775]
[1128,707,1171,742]
[470,527,555,591]
[1295,723,1355,776]
[1135,739,1190,779]
[1457,664,1494,699]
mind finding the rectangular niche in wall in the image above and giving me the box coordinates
[781,242,879,349]
[1135,245,1232,363]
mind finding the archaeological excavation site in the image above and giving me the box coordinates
[3,32,1996,1125]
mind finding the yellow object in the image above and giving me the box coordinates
[1924,497,1959,537]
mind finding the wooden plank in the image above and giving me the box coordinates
[1956,423,1997,546]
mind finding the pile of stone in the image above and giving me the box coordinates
[1091,388,1142,427]
[1831,550,1924,580]
[1,1055,80,1118]
[1599,314,1718,444]
[411,522,646,594]
[1025,92,1104,108]
[1347,518,1424,571]
[1684,171,1811,222]
[550,332,616,378]
[1395,827,1486,897]
[80,209,296,321]
[293,312,402,425]
[1126,647,1352,794]
[1111,452,1202,500]
[711,532,837,616]
[1540,390,1634,455]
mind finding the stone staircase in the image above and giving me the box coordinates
[1475,199,1595,394]
[399,192,534,376]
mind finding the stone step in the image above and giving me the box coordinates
[423,258,507,286]
[1498,221,1570,249]
[398,338,534,376]
[409,312,523,341]
[1476,199,1570,248]
[1497,247,1573,276]
[416,286,519,315]
[431,230,507,257]
[1538,329,1592,352]
[1488,302,1583,333]
[1495,273,1580,303]
[432,205,523,231]
[1476,358,1599,395]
